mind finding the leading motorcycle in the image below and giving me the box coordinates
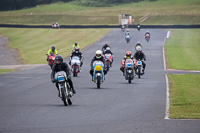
[55,71,73,106]
[92,61,105,89]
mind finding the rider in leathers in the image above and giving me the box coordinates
[69,46,83,68]
[90,50,107,79]
[51,55,76,97]
[104,47,113,66]
[133,46,146,73]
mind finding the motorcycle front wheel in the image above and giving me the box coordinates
[61,85,68,106]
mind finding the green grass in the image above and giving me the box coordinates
[165,29,200,70]
[0,28,110,64]
[0,69,16,74]
[168,74,200,119]
[0,0,199,25]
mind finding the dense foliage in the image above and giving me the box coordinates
[74,0,152,7]
[0,0,157,11]
[0,0,72,11]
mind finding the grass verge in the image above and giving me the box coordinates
[0,0,199,25]
[168,74,200,119]
[0,28,110,64]
[0,69,16,74]
[165,29,200,70]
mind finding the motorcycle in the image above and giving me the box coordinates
[145,34,150,42]
[70,56,81,77]
[125,35,131,43]
[124,59,135,83]
[104,54,113,71]
[92,61,105,89]
[137,25,140,31]
[55,71,73,106]
[135,59,144,78]
[47,53,56,69]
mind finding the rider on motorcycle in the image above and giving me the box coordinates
[104,47,113,66]
[90,50,107,79]
[145,31,150,38]
[102,43,110,54]
[120,51,134,73]
[121,25,125,30]
[47,46,58,61]
[125,29,130,36]
[72,42,80,51]
[51,55,76,97]
[133,46,146,73]
[69,46,83,68]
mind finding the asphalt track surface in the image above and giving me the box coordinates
[0,29,199,133]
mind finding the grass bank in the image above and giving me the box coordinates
[0,0,199,25]
[168,74,200,119]
[165,29,200,119]
[0,69,16,74]
[165,29,200,71]
[0,28,110,64]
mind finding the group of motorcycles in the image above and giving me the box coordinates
[122,24,150,43]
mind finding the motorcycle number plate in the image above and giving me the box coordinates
[137,62,142,65]
[58,76,65,82]
[73,57,79,60]
[106,56,110,58]
[127,64,132,67]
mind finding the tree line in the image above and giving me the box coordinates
[0,0,71,11]
[0,0,156,11]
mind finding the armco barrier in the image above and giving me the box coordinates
[0,24,200,29]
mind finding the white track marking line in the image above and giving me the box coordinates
[164,74,170,119]
[163,31,170,119]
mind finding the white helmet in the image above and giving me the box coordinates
[136,46,142,52]
[96,50,102,59]
[106,47,110,51]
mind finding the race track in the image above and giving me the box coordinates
[0,29,199,133]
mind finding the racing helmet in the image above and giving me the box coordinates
[74,46,79,53]
[51,46,55,52]
[126,51,131,58]
[75,42,78,46]
[96,50,102,59]
[136,46,142,52]
[55,55,63,65]
[106,47,110,51]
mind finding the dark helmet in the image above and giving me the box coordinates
[74,46,79,53]
[55,55,63,65]
[75,42,78,46]
[104,43,108,47]
[51,46,55,52]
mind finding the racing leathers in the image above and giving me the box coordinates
[120,55,134,73]
[51,62,76,95]
[133,52,146,71]
[69,51,83,67]
[90,56,107,77]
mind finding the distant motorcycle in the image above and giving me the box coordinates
[92,61,105,89]
[124,59,135,83]
[55,71,73,106]
[135,59,144,78]
[104,54,113,71]
[145,34,150,42]
[137,25,140,31]
[125,35,131,43]
[47,53,56,69]
[70,56,81,77]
